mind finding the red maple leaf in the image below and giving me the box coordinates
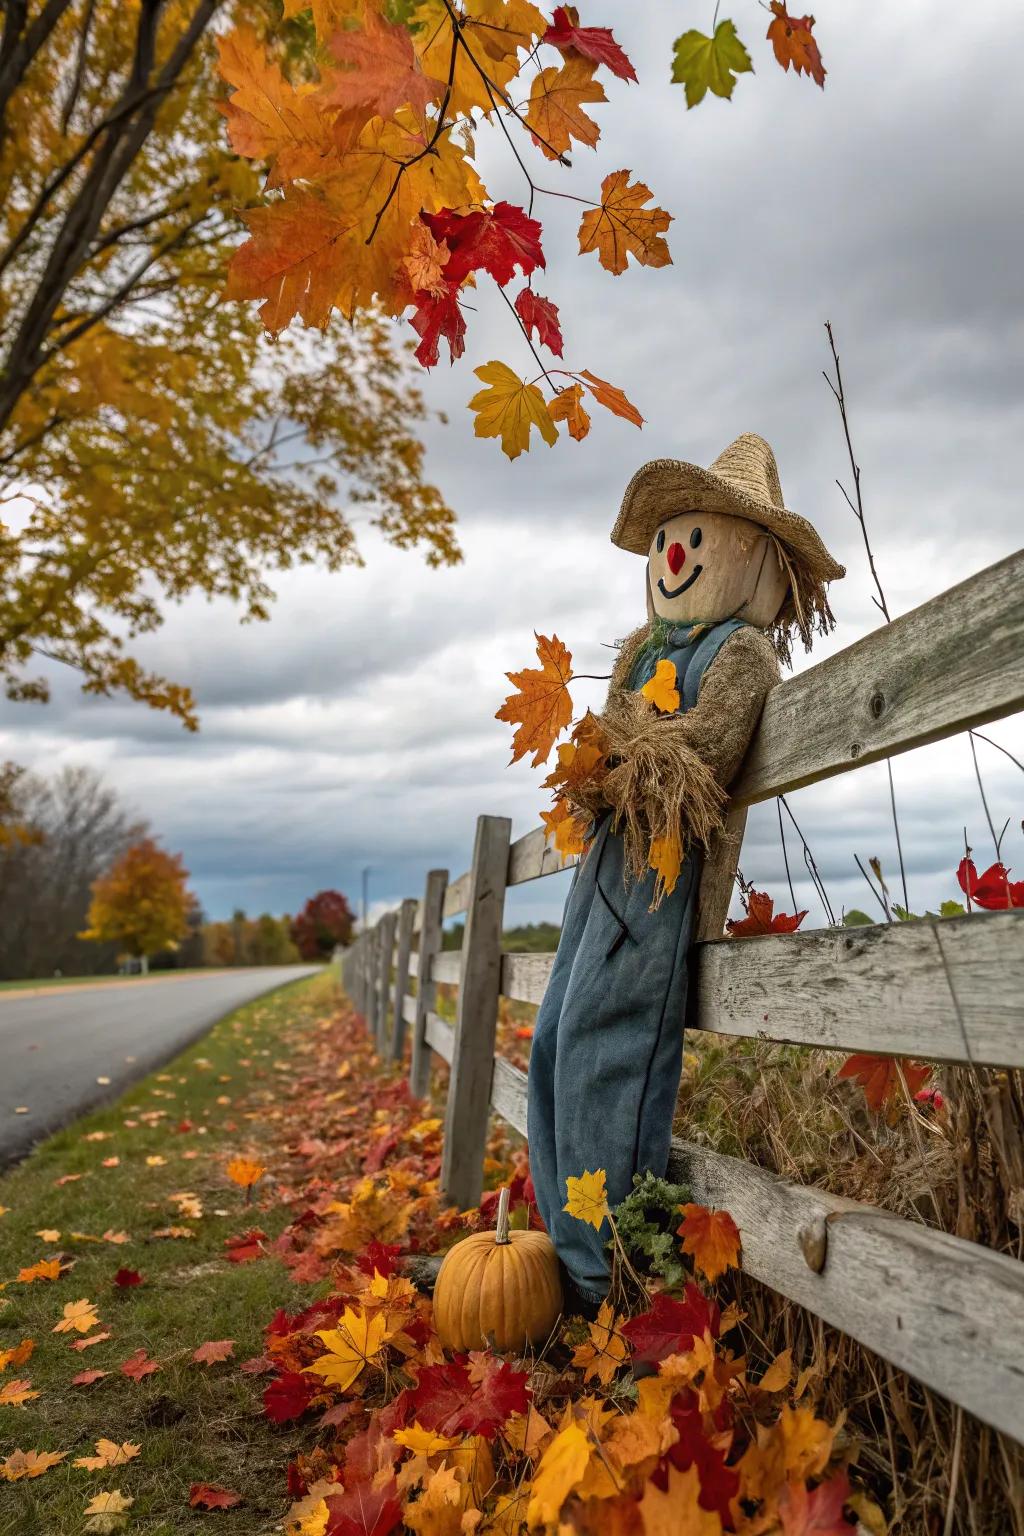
[355,1241,403,1278]
[71,1368,108,1386]
[343,1420,401,1485]
[543,6,637,82]
[957,857,1024,910]
[658,1391,740,1522]
[189,1483,242,1510]
[620,1286,721,1367]
[325,1477,403,1536]
[112,1267,143,1287]
[421,203,544,286]
[120,1348,160,1380]
[766,2,826,89]
[389,1355,529,1440]
[408,282,465,369]
[726,889,807,937]
[193,1338,235,1365]
[778,1469,852,1534]
[836,1053,931,1112]
[224,1227,266,1263]
[264,1369,315,1423]
[513,288,564,356]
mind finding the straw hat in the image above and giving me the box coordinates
[612,432,845,584]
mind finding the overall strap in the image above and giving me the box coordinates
[681,619,749,710]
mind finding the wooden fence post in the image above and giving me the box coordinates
[375,910,397,1052]
[410,869,448,1099]
[390,898,418,1060]
[696,804,747,941]
[440,814,511,1210]
[364,923,381,1039]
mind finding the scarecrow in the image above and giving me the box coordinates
[527,433,845,1305]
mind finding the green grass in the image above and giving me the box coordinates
[0,972,338,1535]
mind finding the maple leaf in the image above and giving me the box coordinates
[578,171,672,276]
[758,1347,794,1393]
[621,1286,721,1367]
[226,1154,266,1188]
[541,798,589,858]
[526,1423,592,1527]
[514,289,564,356]
[1,1447,67,1481]
[71,1332,112,1351]
[265,1369,316,1422]
[422,203,544,286]
[412,0,546,119]
[216,27,334,189]
[120,1348,160,1380]
[662,1395,740,1522]
[324,8,446,120]
[469,361,558,461]
[404,1464,475,1536]
[671,21,753,109]
[53,1298,100,1334]
[639,1464,723,1536]
[542,7,637,82]
[957,857,1024,909]
[496,633,574,766]
[649,831,683,902]
[112,1268,142,1288]
[676,1205,742,1283]
[571,1299,628,1386]
[402,223,451,295]
[305,1306,387,1389]
[83,1489,134,1533]
[779,1469,851,1534]
[0,1377,39,1405]
[193,1338,235,1364]
[548,383,590,441]
[576,368,644,427]
[72,1370,109,1386]
[0,1338,34,1371]
[836,1053,931,1113]
[225,1226,267,1262]
[74,1439,141,1471]
[190,1482,243,1509]
[393,1422,460,1455]
[641,660,680,714]
[398,1355,529,1440]
[408,282,466,369]
[726,889,808,936]
[563,1168,609,1230]
[767,3,827,89]
[526,56,606,159]
[324,1477,403,1536]
[17,1258,62,1283]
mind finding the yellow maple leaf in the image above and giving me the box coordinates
[540,798,588,859]
[525,56,606,160]
[570,1300,627,1386]
[649,831,682,903]
[578,170,673,276]
[83,1489,134,1533]
[17,1258,62,1283]
[548,383,590,442]
[226,1155,266,1188]
[412,0,546,118]
[496,633,574,767]
[305,1307,387,1390]
[405,1464,475,1536]
[393,1422,461,1456]
[1,1447,67,1481]
[526,1423,591,1528]
[638,1464,722,1535]
[35,1229,60,1242]
[469,361,558,461]
[73,1440,141,1471]
[640,659,680,714]
[757,1347,793,1394]
[562,1169,609,1231]
[53,1298,100,1335]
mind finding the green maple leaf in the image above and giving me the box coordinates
[671,20,753,108]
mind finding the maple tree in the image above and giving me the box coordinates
[291,888,357,960]
[0,2,457,729]
[217,1,829,461]
[80,836,192,968]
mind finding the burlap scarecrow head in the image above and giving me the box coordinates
[612,433,845,661]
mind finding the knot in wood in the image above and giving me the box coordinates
[798,1215,828,1273]
[869,690,886,719]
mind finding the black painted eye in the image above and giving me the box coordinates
[656,529,666,553]
[690,527,703,549]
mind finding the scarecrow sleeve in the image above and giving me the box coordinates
[597,627,779,886]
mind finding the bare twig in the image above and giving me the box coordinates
[779,794,835,925]
[777,797,798,914]
[854,854,891,923]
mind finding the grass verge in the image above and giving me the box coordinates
[0,971,337,1536]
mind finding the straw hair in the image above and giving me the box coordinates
[612,433,845,660]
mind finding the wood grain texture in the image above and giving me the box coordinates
[733,549,1024,805]
[443,869,473,920]
[667,1139,1024,1443]
[696,909,1024,1067]
[490,1053,529,1131]
[390,899,418,1060]
[364,925,381,1041]
[507,825,575,887]
[432,952,462,986]
[374,911,397,1051]
[410,869,447,1100]
[695,805,747,942]
[501,951,555,1007]
[440,815,511,1209]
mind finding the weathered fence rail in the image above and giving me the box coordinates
[342,548,1024,1444]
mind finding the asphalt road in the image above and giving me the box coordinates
[0,966,319,1166]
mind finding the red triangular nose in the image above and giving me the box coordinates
[667,542,686,575]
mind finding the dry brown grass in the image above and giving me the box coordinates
[674,1036,1024,1536]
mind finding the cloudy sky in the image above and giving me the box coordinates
[2,1,1022,930]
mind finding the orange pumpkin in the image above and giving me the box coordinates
[433,1188,563,1354]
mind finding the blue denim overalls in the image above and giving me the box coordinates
[527,618,747,1299]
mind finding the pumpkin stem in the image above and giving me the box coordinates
[495,1186,511,1244]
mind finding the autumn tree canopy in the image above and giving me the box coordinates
[81,835,193,965]
[290,889,355,959]
[0,0,458,729]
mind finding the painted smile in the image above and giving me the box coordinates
[657,565,703,599]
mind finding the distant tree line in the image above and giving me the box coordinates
[442,921,561,954]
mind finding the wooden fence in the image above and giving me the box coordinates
[341,549,1024,1445]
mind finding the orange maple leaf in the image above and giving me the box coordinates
[548,383,591,441]
[226,1155,266,1189]
[216,27,337,189]
[540,797,589,858]
[578,170,672,276]
[576,369,644,428]
[1,1447,67,1481]
[0,1339,34,1371]
[0,1377,39,1406]
[525,56,606,159]
[323,7,446,119]
[17,1258,62,1283]
[192,1339,235,1365]
[676,1203,742,1282]
[726,889,807,937]
[766,2,826,88]
[496,633,574,766]
[649,830,682,903]
[836,1054,931,1113]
